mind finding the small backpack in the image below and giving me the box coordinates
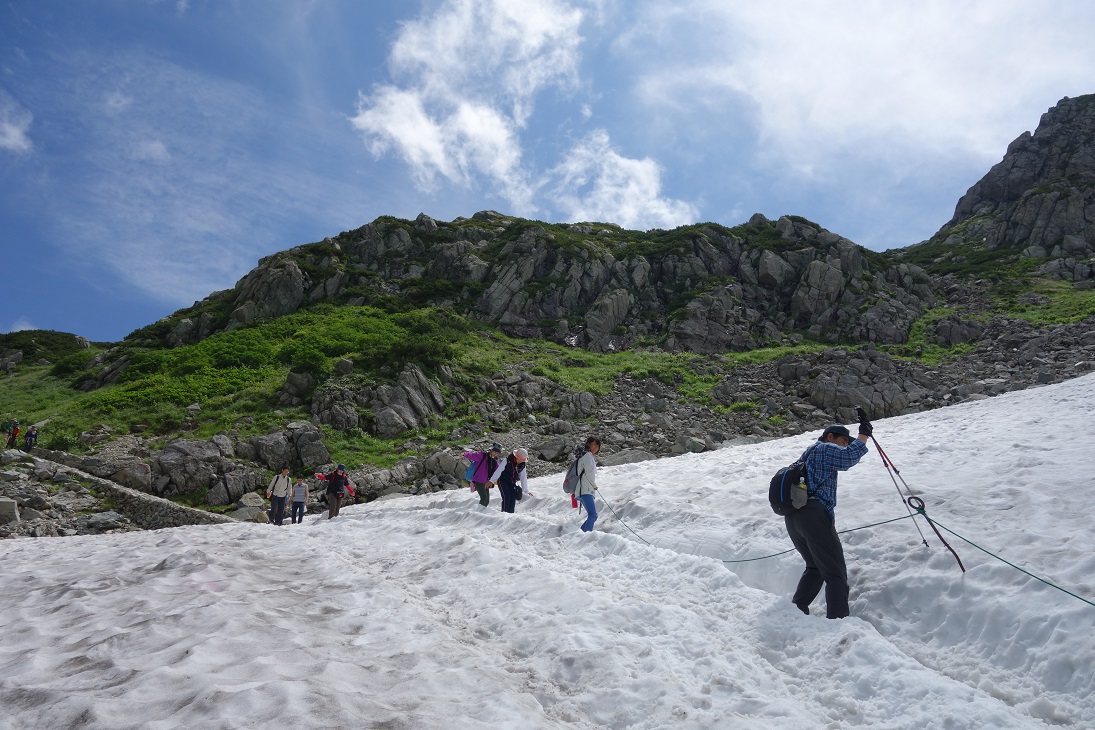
[769,444,817,516]
[464,456,477,483]
[562,445,586,495]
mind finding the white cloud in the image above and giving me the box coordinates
[5,317,37,333]
[0,89,33,153]
[353,0,588,216]
[386,0,584,125]
[132,139,171,162]
[622,0,1095,171]
[354,0,698,228]
[549,130,698,229]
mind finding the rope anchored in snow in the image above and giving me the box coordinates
[906,496,965,572]
[859,414,965,573]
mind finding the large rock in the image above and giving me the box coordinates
[0,497,19,524]
[251,433,294,470]
[155,440,224,495]
[228,258,307,327]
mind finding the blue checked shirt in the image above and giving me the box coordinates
[801,438,868,519]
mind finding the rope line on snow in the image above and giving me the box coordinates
[595,491,1095,609]
[914,510,1095,610]
[718,514,917,564]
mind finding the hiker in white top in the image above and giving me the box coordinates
[266,467,292,526]
[576,437,601,531]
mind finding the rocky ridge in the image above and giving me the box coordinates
[922,93,1095,282]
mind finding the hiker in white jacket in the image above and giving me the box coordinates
[576,437,601,532]
[266,466,293,526]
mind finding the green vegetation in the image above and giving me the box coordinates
[993,278,1095,325]
[881,307,980,365]
[0,303,477,461]
[0,329,100,361]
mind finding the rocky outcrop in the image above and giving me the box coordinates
[311,364,447,437]
[134,206,940,358]
[1,450,234,538]
[942,94,1095,272]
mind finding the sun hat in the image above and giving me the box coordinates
[490,442,502,452]
[514,447,529,461]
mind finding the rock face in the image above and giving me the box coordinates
[944,94,1095,278]
[311,364,447,438]
[144,208,938,356]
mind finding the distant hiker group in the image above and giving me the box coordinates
[1,417,36,450]
[464,436,603,531]
[463,444,530,513]
[262,463,352,525]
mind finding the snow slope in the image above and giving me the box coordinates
[2,373,1093,729]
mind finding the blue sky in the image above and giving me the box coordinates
[2,1,1094,343]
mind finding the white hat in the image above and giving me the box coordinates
[514,447,529,461]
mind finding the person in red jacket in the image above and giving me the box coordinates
[315,464,352,519]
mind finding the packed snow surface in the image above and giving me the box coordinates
[2,373,1094,729]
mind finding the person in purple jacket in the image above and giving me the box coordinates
[463,443,501,507]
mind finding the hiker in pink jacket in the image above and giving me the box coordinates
[463,443,501,507]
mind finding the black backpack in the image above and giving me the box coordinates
[769,444,817,515]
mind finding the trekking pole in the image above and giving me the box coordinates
[857,407,964,572]
[906,496,965,572]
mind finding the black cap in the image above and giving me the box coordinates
[821,424,852,440]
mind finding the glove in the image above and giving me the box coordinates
[856,406,873,437]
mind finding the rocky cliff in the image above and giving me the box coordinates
[151,212,936,355]
[933,93,1095,282]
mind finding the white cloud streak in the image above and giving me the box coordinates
[353,0,697,229]
[0,89,33,153]
[31,49,366,306]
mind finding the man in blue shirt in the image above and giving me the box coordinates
[785,418,871,619]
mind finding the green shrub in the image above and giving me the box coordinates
[50,350,99,377]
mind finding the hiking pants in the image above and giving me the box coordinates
[327,492,341,519]
[270,495,288,526]
[497,483,517,513]
[291,501,305,524]
[579,493,597,532]
[785,500,849,619]
[473,482,490,507]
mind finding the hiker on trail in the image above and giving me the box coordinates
[488,447,529,514]
[1,417,11,447]
[784,418,871,619]
[23,425,37,450]
[266,466,292,526]
[6,419,20,449]
[464,443,501,507]
[575,436,601,532]
[290,474,309,524]
[317,464,351,519]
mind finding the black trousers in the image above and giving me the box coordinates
[497,483,517,513]
[785,500,849,619]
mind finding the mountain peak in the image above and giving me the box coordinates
[947,94,1095,261]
